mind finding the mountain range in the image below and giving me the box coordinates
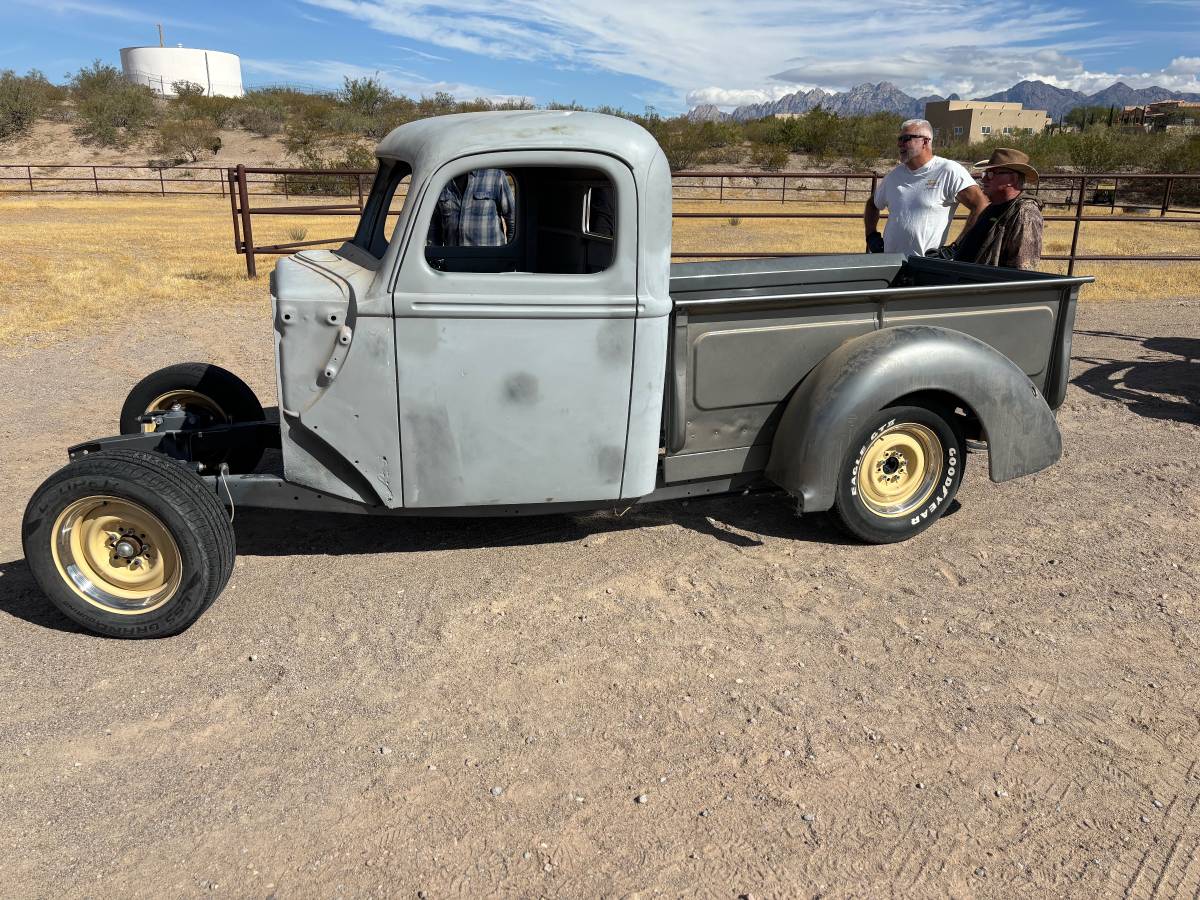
[688,80,1200,123]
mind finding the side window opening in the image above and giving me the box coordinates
[352,160,413,259]
[424,166,617,276]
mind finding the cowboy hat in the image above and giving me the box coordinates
[974,147,1039,184]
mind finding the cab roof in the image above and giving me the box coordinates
[374,110,663,174]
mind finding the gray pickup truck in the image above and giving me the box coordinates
[23,111,1092,637]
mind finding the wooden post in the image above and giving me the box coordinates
[27,165,34,192]
[93,166,100,194]
[159,167,165,196]
[237,164,257,277]
[1067,175,1086,276]
[1160,177,1174,217]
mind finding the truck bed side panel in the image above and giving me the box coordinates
[664,255,1089,484]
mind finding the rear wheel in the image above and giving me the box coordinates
[120,362,265,473]
[22,449,235,638]
[830,405,964,544]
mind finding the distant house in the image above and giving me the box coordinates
[923,100,1051,143]
[1120,100,1200,132]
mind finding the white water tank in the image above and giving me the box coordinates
[120,46,244,97]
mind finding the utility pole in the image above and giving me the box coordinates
[157,23,164,47]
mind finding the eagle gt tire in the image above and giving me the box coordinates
[22,449,235,638]
[830,405,964,544]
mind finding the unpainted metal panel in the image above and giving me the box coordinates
[692,309,878,409]
[882,298,1057,382]
[396,316,634,506]
[621,314,669,498]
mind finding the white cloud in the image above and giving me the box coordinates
[298,0,1199,110]
[1166,56,1200,74]
[686,85,815,108]
[242,57,530,102]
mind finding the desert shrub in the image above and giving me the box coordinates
[69,60,157,146]
[171,80,206,100]
[156,115,221,162]
[749,142,790,170]
[1067,126,1121,173]
[283,137,377,195]
[0,69,57,142]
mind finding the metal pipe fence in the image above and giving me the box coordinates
[226,166,1200,278]
[4,163,1197,278]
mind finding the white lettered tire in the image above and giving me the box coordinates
[830,405,964,544]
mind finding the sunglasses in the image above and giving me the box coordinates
[897,134,929,143]
[981,168,1018,179]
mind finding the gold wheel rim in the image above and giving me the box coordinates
[50,495,183,614]
[856,423,944,518]
[142,390,227,434]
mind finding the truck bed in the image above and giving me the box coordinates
[663,254,1091,483]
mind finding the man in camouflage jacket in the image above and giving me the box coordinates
[949,148,1044,270]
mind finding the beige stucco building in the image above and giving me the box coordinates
[924,100,1051,143]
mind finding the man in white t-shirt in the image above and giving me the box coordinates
[863,118,988,257]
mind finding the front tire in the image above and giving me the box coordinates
[120,362,265,473]
[830,405,964,544]
[22,449,236,638]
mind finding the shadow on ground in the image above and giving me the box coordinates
[229,489,873,558]
[0,558,87,635]
[1073,332,1199,425]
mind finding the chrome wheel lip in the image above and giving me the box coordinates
[50,495,182,615]
[856,423,944,518]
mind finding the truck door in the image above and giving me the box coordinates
[390,152,639,508]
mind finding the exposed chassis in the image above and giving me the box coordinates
[68,416,768,518]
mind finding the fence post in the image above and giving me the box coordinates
[719,175,724,204]
[1067,175,1086,276]
[27,165,33,192]
[843,176,849,204]
[228,168,242,250]
[93,166,100,194]
[781,174,786,203]
[1110,177,1117,215]
[356,173,364,210]
[159,167,165,196]
[1160,177,1174,217]
[236,164,257,278]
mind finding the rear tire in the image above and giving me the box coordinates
[22,449,236,638]
[120,362,265,473]
[829,405,964,544]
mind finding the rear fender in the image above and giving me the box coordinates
[765,325,1061,512]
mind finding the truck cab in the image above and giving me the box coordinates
[270,111,673,510]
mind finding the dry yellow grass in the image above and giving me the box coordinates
[2,193,1197,346]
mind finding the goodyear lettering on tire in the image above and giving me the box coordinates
[910,446,957,525]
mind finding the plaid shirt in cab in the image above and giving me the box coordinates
[428,169,515,247]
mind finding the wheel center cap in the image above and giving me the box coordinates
[114,538,142,559]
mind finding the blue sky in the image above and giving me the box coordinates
[2,0,1198,112]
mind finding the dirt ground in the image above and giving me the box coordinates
[0,294,1198,899]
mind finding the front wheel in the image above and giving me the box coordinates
[830,405,964,544]
[22,449,236,638]
[120,362,265,473]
